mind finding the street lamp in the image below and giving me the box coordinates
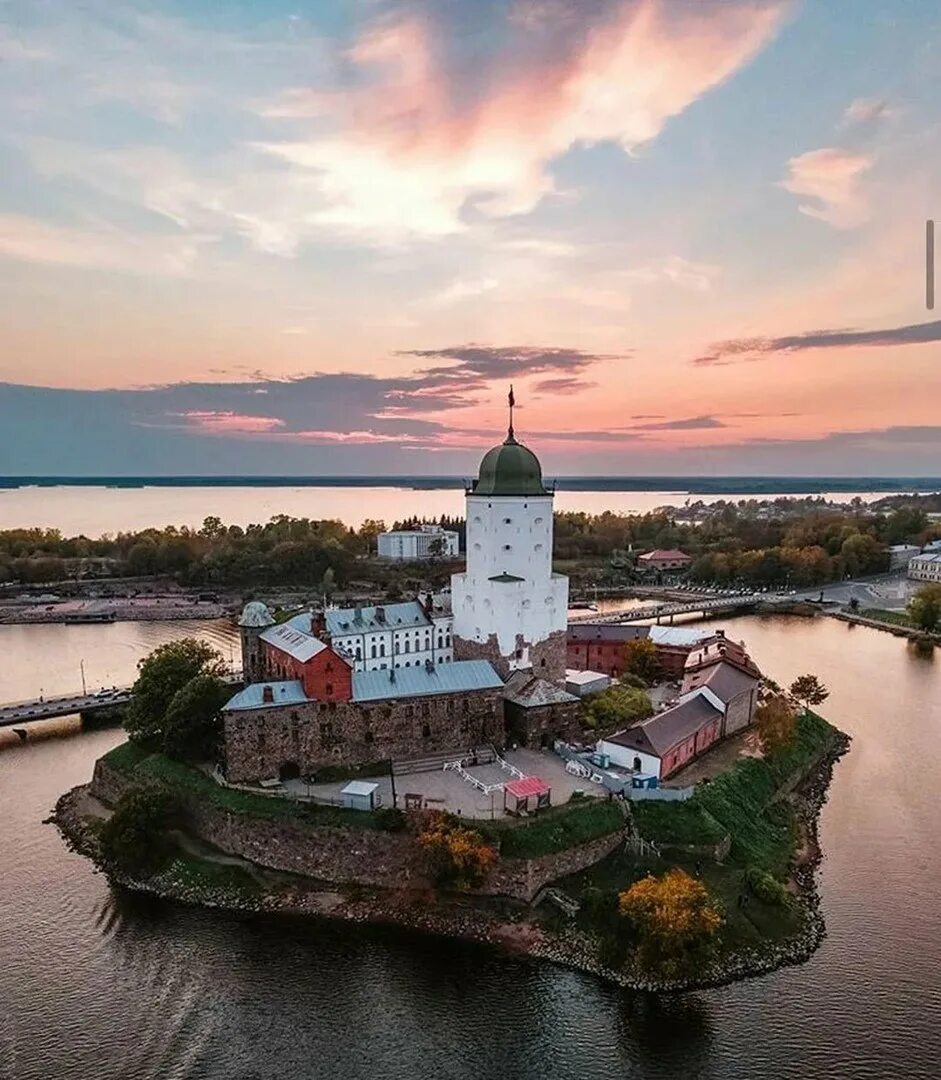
[80,659,87,696]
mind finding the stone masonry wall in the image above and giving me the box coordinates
[90,759,624,901]
[454,628,567,685]
[223,685,505,783]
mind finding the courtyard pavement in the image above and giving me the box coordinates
[280,746,602,819]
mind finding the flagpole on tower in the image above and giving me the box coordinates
[508,384,515,441]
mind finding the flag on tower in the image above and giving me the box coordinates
[508,385,515,408]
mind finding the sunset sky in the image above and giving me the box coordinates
[1,0,939,476]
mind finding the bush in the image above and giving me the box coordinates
[744,866,791,907]
[582,685,652,735]
[418,812,496,888]
[98,788,178,877]
[374,807,407,832]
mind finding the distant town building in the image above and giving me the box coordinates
[377,524,459,560]
[636,549,693,573]
[909,552,941,583]
[888,544,922,570]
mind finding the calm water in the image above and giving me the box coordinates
[2,614,941,1079]
[0,485,902,534]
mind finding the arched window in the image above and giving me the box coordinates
[371,644,376,658]
[422,723,431,738]
[356,646,362,660]
[380,642,386,657]
[404,640,410,653]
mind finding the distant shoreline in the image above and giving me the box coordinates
[3,475,940,495]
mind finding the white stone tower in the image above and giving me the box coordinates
[451,390,568,682]
[238,600,275,683]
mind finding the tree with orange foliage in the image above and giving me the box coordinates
[756,692,796,753]
[618,868,722,972]
[418,812,496,889]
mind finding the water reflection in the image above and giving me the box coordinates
[3,615,941,1079]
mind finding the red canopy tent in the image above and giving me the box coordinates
[503,775,551,816]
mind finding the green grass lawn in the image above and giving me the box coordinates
[103,743,388,830]
[477,798,625,859]
[631,800,727,847]
[859,607,914,628]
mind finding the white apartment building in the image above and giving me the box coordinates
[909,553,941,583]
[377,524,460,560]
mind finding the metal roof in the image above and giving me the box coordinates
[471,434,549,497]
[320,600,432,637]
[342,780,379,796]
[649,625,716,647]
[223,680,308,712]
[238,601,275,628]
[684,661,759,702]
[259,622,331,663]
[352,660,503,702]
[606,691,722,757]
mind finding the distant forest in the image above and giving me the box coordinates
[1,498,938,591]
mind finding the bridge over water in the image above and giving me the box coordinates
[0,673,243,729]
[568,594,767,625]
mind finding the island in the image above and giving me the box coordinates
[53,420,851,991]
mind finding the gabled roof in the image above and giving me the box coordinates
[568,624,650,643]
[260,622,335,663]
[352,660,503,702]
[318,600,432,637]
[503,670,578,707]
[605,691,722,757]
[638,548,692,561]
[683,660,759,702]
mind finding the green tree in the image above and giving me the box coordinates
[162,673,231,763]
[126,639,225,747]
[621,637,662,682]
[98,788,178,877]
[788,673,830,716]
[908,583,941,633]
[583,685,653,733]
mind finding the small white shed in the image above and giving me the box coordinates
[565,669,611,698]
[341,780,380,811]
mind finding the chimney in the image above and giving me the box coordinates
[389,667,396,683]
[425,658,435,673]
[375,605,386,624]
[262,685,274,703]
[311,610,327,639]
[715,630,725,639]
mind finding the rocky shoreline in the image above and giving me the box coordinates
[51,729,850,995]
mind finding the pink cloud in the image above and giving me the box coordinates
[779,147,875,228]
[257,0,789,240]
[175,410,286,433]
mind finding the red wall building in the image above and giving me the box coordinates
[262,633,353,703]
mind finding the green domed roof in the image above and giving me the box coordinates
[472,434,549,496]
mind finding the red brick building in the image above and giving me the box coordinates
[260,621,353,703]
[567,624,716,679]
